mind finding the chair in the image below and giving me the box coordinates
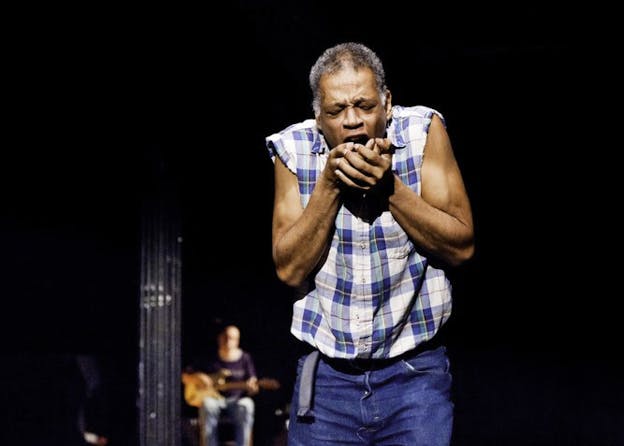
[181,415,253,446]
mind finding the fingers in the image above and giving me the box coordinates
[330,139,393,190]
[335,167,369,190]
[354,138,392,161]
[336,156,381,189]
[349,141,392,173]
[329,143,358,186]
[342,142,355,157]
[374,137,393,154]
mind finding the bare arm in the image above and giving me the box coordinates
[388,114,474,266]
[271,155,341,286]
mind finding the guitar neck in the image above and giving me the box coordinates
[216,381,248,392]
[217,378,279,392]
[182,374,280,407]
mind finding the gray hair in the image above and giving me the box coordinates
[309,42,387,116]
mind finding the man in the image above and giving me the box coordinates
[183,325,258,446]
[266,42,474,445]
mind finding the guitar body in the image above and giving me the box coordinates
[182,370,230,406]
[184,381,222,406]
[182,370,280,407]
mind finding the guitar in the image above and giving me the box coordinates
[182,369,280,407]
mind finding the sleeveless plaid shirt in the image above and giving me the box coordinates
[266,105,452,359]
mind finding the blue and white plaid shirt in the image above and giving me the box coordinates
[266,105,452,359]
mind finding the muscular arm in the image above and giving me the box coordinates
[271,155,343,287]
[388,114,474,266]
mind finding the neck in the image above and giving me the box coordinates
[219,347,242,361]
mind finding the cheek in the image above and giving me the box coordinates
[319,122,342,147]
[366,117,387,137]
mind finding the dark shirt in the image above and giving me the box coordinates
[191,351,256,400]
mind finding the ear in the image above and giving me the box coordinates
[385,89,393,121]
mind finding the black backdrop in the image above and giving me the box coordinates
[2,2,619,445]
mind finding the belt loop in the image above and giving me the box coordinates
[296,350,320,420]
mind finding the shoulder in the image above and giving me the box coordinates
[265,118,321,173]
[241,351,256,364]
[266,119,318,145]
[392,105,445,127]
[389,105,447,147]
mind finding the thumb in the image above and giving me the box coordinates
[375,138,393,154]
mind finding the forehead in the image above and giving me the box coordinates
[319,67,378,102]
[223,327,240,338]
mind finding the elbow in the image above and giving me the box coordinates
[273,241,310,287]
[444,220,475,267]
[446,238,475,267]
[275,265,307,288]
[451,245,475,267]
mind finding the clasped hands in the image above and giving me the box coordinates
[328,137,393,192]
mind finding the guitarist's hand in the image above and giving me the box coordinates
[246,377,260,396]
[197,372,215,389]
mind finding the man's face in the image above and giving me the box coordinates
[221,326,240,349]
[316,66,391,149]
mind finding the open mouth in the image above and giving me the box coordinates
[345,135,369,145]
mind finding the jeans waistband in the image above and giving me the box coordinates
[321,335,444,375]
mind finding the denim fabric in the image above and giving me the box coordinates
[198,396,254,446]
[288,346,453,445]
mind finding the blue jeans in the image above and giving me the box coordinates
[288,346,453,445]
[198,396,254,446]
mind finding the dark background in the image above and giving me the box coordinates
[2,2,619,445]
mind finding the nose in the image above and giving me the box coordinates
[343,106,363,129]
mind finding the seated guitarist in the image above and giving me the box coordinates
[183,324,259,446]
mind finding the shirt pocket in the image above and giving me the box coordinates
[376,212,412,260]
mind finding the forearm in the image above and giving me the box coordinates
[273,181,342,287]
[389,177,474,267]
